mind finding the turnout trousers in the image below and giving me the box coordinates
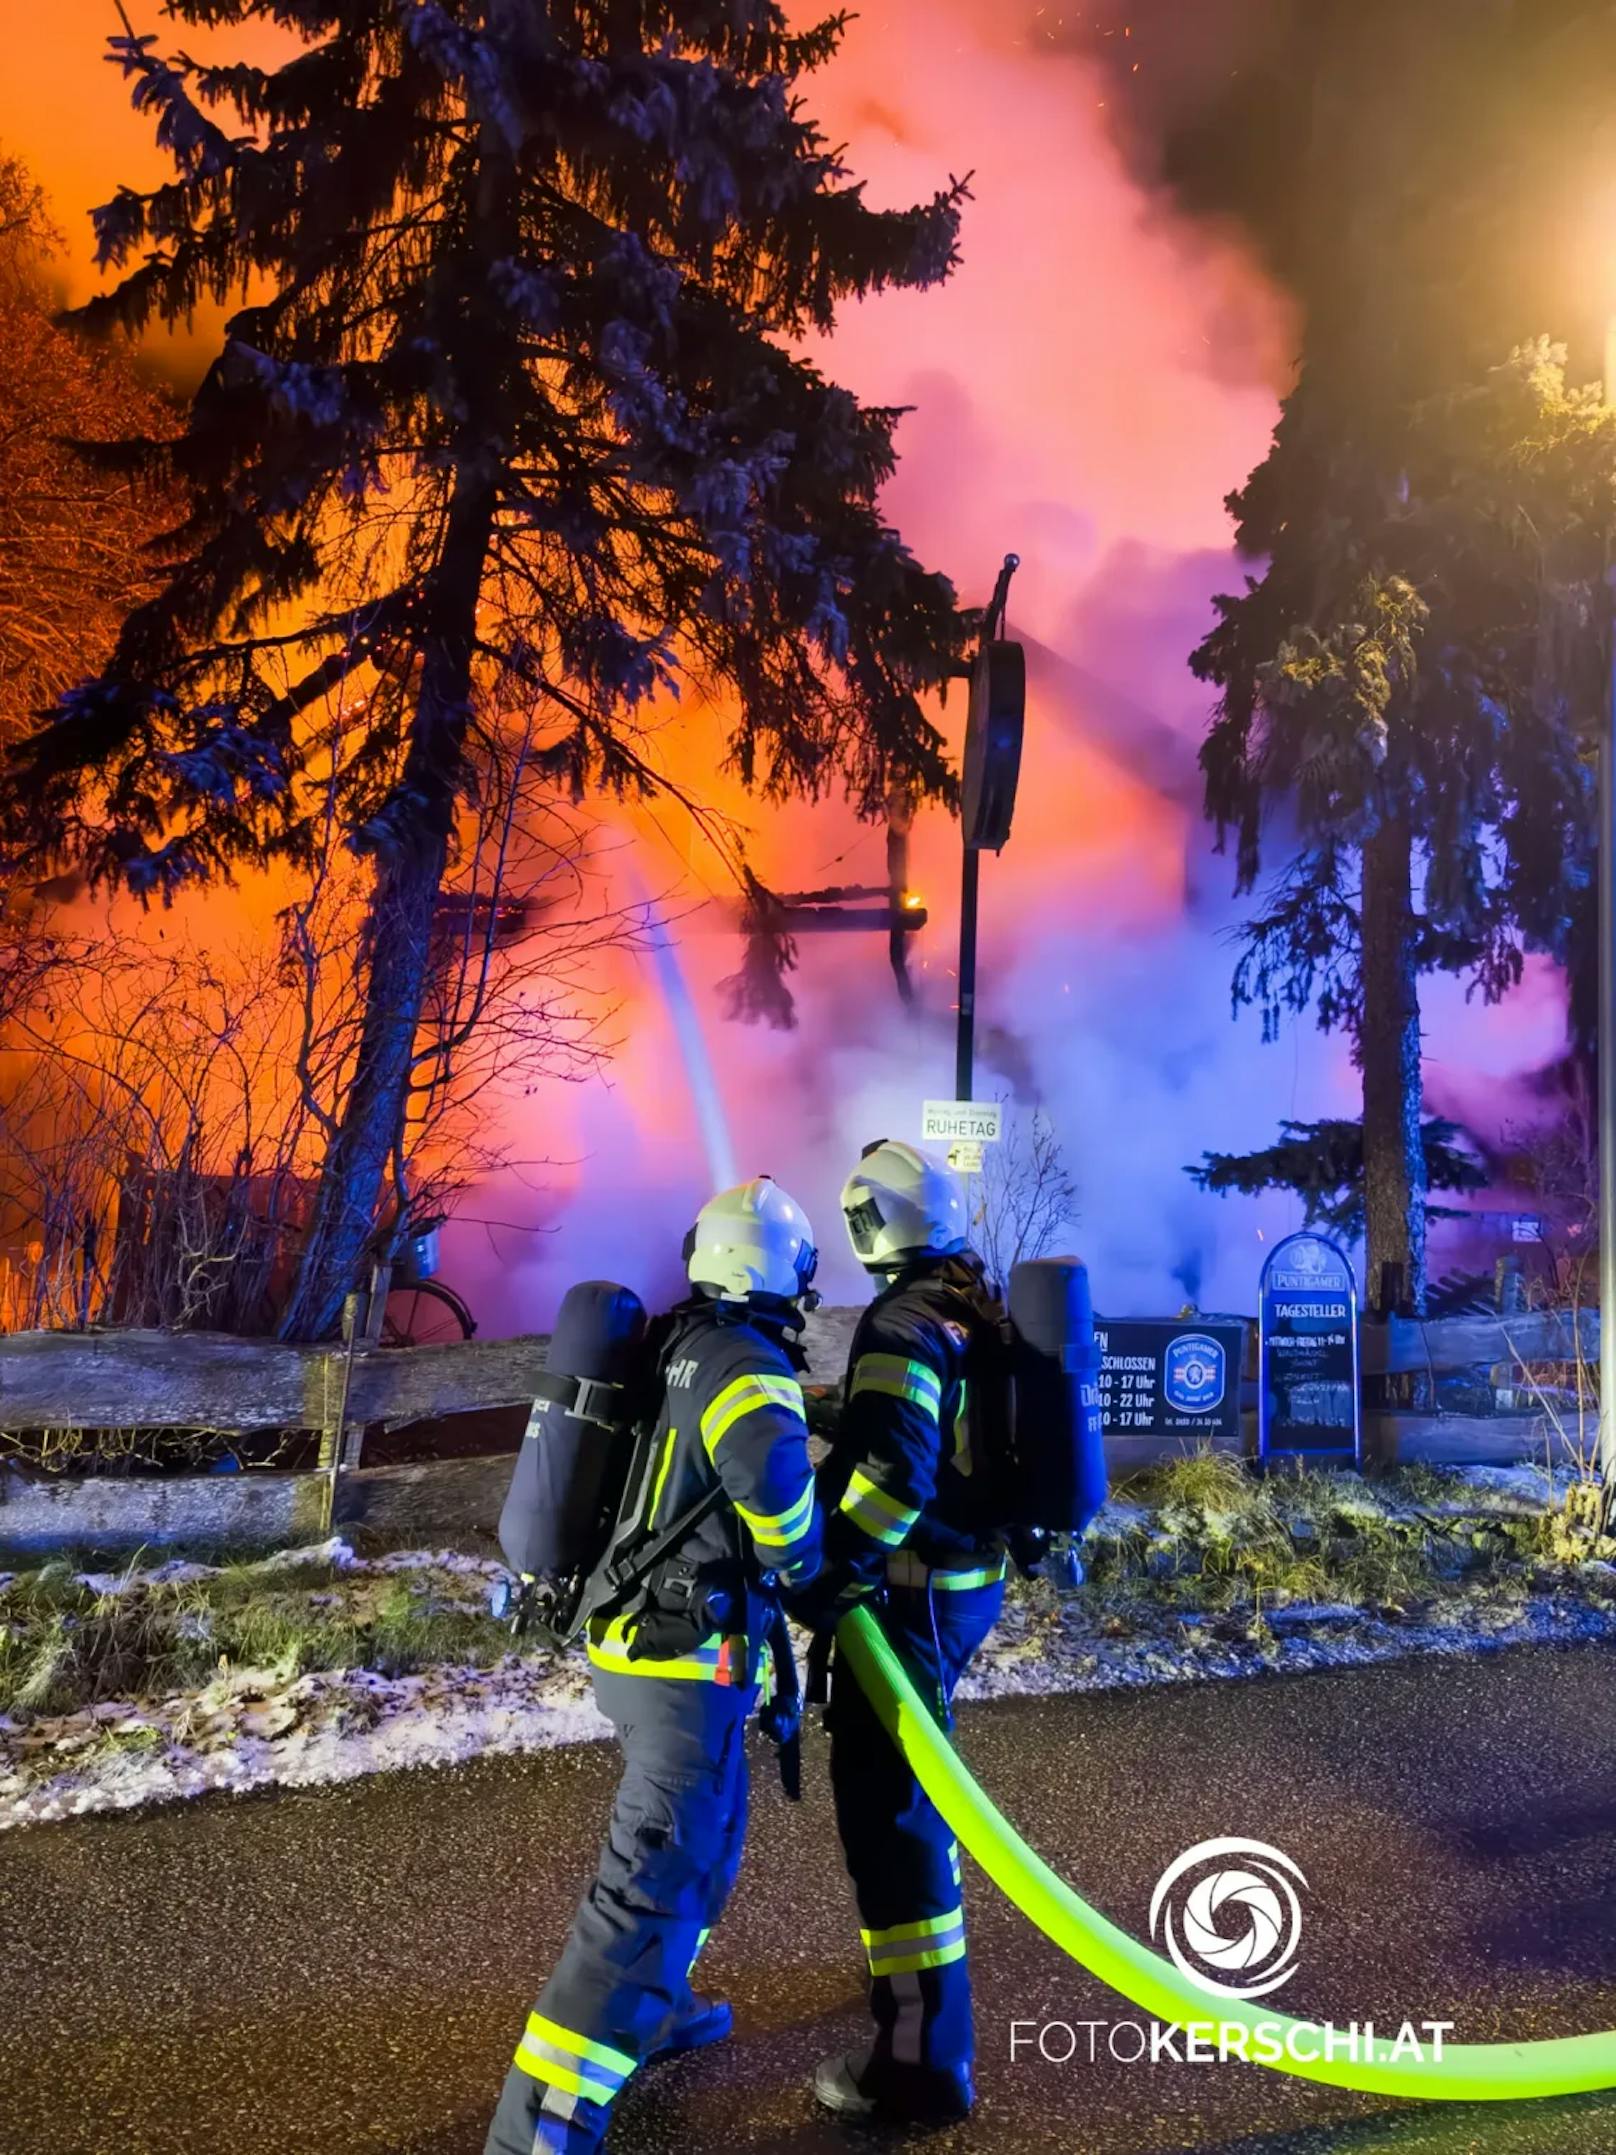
[485,1664,753,2155]
[827,1568,1005,2094]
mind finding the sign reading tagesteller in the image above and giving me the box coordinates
[1258,1230,1360,1460]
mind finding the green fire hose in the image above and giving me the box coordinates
[836,1604,1616,2103]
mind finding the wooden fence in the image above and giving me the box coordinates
[0,1306,1594,1555]
[1353,1306,1594,1464]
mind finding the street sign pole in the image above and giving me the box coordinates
[955,552,1022,1103]
[1602,320,1616,1497]
[956,845,980,1100]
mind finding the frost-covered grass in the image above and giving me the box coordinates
[988,1454,1616,1671]
[0,1541,510,1719]
[3,1455,1615,1830]
[1087,1451,1588,1623]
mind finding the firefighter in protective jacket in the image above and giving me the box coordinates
[806,1139,1009,2125]
[485,1177,823,2155]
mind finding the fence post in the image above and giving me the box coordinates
[340,1261,392,1471]
[317,1292,365,1536]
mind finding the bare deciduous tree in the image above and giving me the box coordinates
[0,148,170,737]
[0,702,621,1337]
[974,1103,1079,1294]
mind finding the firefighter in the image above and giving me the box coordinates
[806,1139,1009,2125]
[485,1176,823,2155]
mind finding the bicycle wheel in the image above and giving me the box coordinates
[380,1278,478,1347]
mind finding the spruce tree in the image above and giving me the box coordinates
[3,2,971,1338]
[1182,1,1616,1317]
[1197,342,1606,1314]
[1187,1116,1487,1246]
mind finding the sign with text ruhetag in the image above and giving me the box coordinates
[1258,1231,1360,1460]
[921,1100,1002,1146]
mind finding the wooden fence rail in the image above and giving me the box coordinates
[0,1306,1588,1434]
[0,1326,549,1435]
[0,1307,867,1438]
[1358,1308,1597,1378]
[0,1307,1592,1555]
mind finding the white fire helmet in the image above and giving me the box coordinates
[685,1176,819,1304]
[841,1139,968,1272]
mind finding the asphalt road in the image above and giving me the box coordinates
[6,1642,1616,2155]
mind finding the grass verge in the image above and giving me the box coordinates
[3,1454,1612,1726]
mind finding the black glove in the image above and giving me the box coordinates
[781,1561,880,1636]
[757,1602,803,1800]
[757,1691,802,1798]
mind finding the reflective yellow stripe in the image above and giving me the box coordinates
[850,1354,942,1418]
[852,1374,938,1413]
[514,2050,598,2100]
[887,1551,1007,1592]
[700,1373,804,1455]
[586,1611,729,1683]
[839,1467,920,1548]
[737,1479,815,1547]
[513,2012,636,2098]
[586,1641,728,1682]
[843,1470,917,1526]
[860,1910,962,1948]
[856,1353,943,1400]
[647,1424,678,1527]
[526,2014,635,2077]
[933,1559,1005,1590]
[869,1938,968,1975]
[862,1907,968,1976]
[840,1496,912,1548]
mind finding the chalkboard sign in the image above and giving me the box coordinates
[1258,1232,1360,1460]
[1094,1319,1244,1445]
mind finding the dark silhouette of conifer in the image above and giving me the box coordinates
[7,2,970,1336]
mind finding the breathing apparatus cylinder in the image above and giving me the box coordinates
[1004,1257,1108,1537]
[497,1280,649,1589]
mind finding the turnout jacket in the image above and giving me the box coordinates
[587,1299,823,1681]
[822,1255,1008,1581]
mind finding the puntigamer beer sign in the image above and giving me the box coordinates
[1258,1231,1360,1460]
[1094,1320,1244,1445]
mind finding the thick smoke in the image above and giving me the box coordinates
[452,0,1342,1329]
[9,2,1560,1333]
[451,0,1570,1334]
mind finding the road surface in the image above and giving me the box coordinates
[6,1642,1616,2155]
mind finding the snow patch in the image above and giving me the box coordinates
[6,1467,1615,1834]
[1,1654,610,1830]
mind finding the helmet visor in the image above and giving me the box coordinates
[843,1194,884,1257]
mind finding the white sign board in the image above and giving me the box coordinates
[946,1139,985,1176]
[921,1100,1002,1146]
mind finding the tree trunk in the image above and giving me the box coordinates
[276,122,518,1343]
[1359,814,1427,1315]
[276,475,496,1341]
